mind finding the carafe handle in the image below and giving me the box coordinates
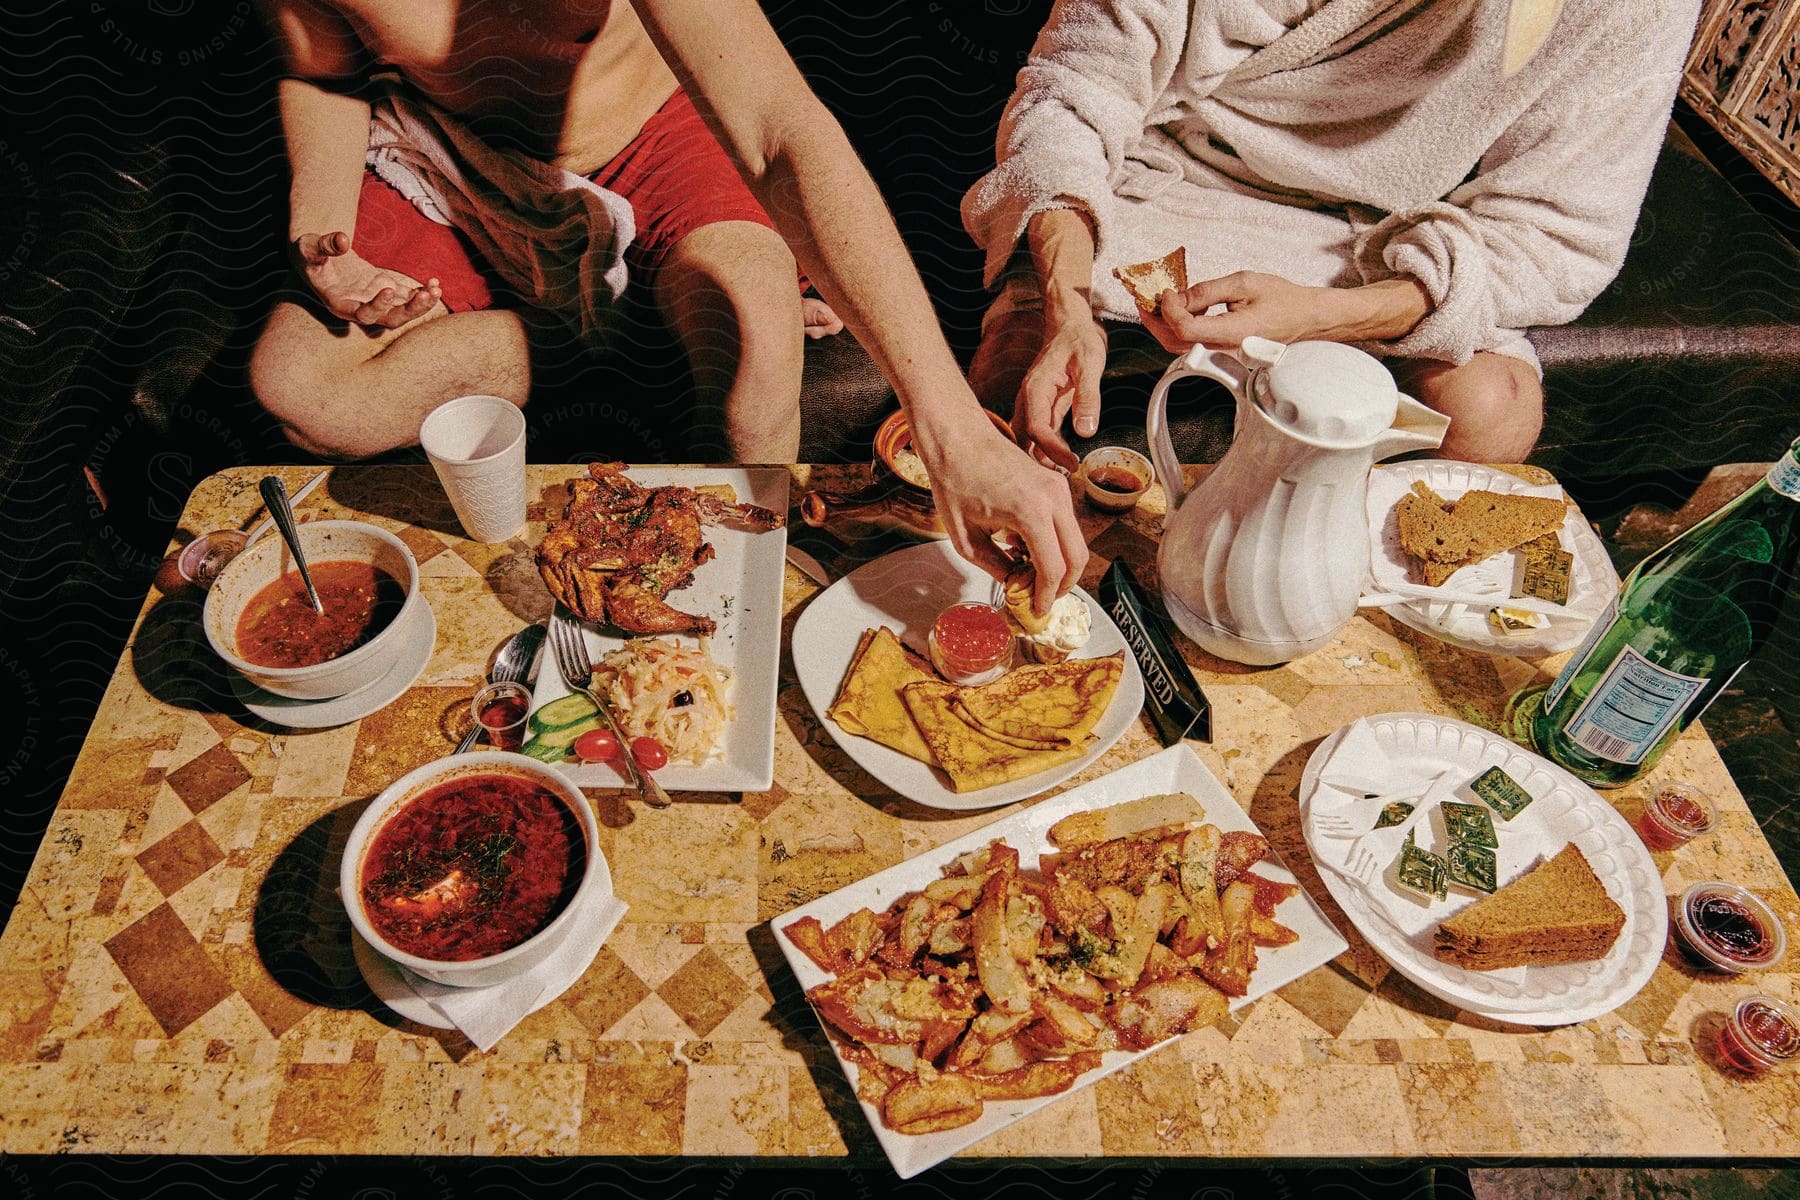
[1146,346,1248,510]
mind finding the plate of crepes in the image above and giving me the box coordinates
[774,744,1348,1179]
[1365,461,1620,655]
[792,540,1143,811]
[526,463,789,791]
[1298,713,1665,1025]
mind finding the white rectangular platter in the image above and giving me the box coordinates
[529,466,789,792]
[773,743,1349,1178]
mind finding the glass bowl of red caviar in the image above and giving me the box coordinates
[928,602,1013,686]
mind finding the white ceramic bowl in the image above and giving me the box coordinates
[203,519,422,700]
[340,752,606,989]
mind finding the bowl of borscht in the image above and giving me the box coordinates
[341,752,605,988]
[203,519,422,700]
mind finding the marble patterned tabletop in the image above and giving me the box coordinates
[0,463,1794,1161]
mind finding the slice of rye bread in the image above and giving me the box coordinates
[1396,483,1478,565]
[1409,489,1570,586]
[1433,844,1625,971]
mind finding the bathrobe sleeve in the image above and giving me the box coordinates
[1353,25,1693,365]
[961,0,1193,286]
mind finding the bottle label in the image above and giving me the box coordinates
[1560,645,1708,765]
[1545,598,1617,711]
[1768,449,1800,501]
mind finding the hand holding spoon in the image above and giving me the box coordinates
[260,475,324,615]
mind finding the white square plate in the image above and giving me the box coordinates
[773,744,1349,1179]
[529,466,789,792]
[791,539,1143,811]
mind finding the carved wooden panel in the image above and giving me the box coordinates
[1689,0,1783,99]
[1682,0,1800,207]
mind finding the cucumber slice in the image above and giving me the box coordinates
[530,692,599,734]
[530,714,602,752]
[519,735,571,763]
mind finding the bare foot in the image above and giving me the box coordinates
[801,296,844,339]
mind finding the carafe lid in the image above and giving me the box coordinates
[1244,336,1401,446]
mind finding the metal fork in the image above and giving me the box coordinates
[547,610,672,808]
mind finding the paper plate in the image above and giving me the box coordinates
[1299,713,1665,1025]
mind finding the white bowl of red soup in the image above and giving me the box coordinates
[203,520,422,700]
[340,752,606,988]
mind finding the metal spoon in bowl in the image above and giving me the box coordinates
[260,474,324,615]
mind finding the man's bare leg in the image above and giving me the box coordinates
[1394,353,1545,464]
[250,298,532,459]
[655,221,804,463]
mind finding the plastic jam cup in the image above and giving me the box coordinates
[472,681,532,752]
[1718,994,1800,1075]
[1636,779,1716,850]
[1672,881,1786,973]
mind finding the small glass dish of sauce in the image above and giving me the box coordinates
[1079,447,1153,512]
[1637,779,1716,850]
[929,602,1013,686]
[472,681,532,752]
[1718,993,1800,1075]
[1673,881,1786,973]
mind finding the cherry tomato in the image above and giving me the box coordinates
[573,728,621,762]
[630,736,669,771]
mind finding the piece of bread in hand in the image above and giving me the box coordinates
[1112,247,1189,314]
[1048,792,1206,848]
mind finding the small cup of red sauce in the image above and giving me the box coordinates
[1079,447,1153,513]
[1637,779,1716,850]
[473,681,532,751]
[1718,994,1800,1075]
[929,602,1013,686]
[1673,881,1787,973]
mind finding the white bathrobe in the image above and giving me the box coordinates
[962,0,1703,368]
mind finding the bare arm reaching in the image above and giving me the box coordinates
[265,0,442,329]
[629,0,1086,611]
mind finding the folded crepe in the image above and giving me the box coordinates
[898,654,1122,791]
[950,653,1124,751]
[902,680,1094,792]
[827,626,935,763]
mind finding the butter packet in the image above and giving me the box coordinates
[1470,765,1534,821]
[1395,834,1448,900]
[1098,561,1212,745]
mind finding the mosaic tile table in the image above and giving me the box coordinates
[1,463,1794,1161]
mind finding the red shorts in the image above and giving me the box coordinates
[352,87,800,313]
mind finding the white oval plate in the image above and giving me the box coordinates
[1365,462,1619,655]
[792,540,1143,811]
[1299,713,1665,1025]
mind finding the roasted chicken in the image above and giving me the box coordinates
[536,462,782,634]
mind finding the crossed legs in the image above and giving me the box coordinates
[251,221,807,461]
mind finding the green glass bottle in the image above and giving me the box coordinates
[1522,436,1800,787]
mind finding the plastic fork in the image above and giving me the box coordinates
[547,610,672,808]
